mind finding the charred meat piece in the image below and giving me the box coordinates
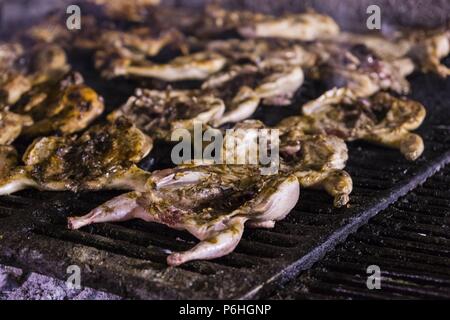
[108,88,225,140]
[0,118,153,195]
[204,66,264,126]
[224,120,352,207]
[86,0,161,22]
[310,42,414,98]
[0,146,18,179]
[11,72,104,138]
[334,30,450,78]
[93,28,185,79]
[0,43,70,106]
[407,30,450,78]
[0,111,33,145]
[281,88,426,161]
[97,47,227,80]
[68,164,299,266]
[281,133,352,207]
[202,39,309,125]
[205,39,317,70]
[96,28,182,58]
[0,43,30,106]
[202,5,339,41]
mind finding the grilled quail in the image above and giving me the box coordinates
[282,88,426,161]
[0,118,153,195]
[0,145,18,179]
[0,111,33,145]
[203,5,339,41]
[281,134,352,207]
[94,28,185,79]
[68,164,299,266]
[202,39,309,125]
[98,50,227,81]
[0,43,70,106]
[309,41,414,98]
[224,120,352,207]
[407,30,450,78]
[87,0,161,22]
[336,30,450,78]
[108,88,225,141]
[11,72,104,138]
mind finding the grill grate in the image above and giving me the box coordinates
[270,166,450,300]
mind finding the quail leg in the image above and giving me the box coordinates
[167,217,246,266]
[67,191,148,230]
[294,169,352,207]
[364,130,424,161]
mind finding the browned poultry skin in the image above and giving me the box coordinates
[110,51,227,81]
[280,89,426,161]
[201,5,339,41]
[224,120,352,207]
[308,41,414,98]
[12,72,105,138]
[0,43,70,107]
[0,111,33,145]
[87,0,161,22]
[68,164,300,266]
[108,88,225,141]
[201,39,310,125]
[0,145,18,179]
[0,118,153,195]
[407,30,450,78]
[94,28,185,79]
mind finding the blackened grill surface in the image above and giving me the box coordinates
[270,165,450,300]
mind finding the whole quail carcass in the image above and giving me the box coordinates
[333,30,450,78]
[281,88,426,161]
[407,30,450,78]
[0,43,70,106]
[309,41,414,98]
[97,49,227,81]
[202,5,339,41]
[223,120,352,207]
[0,118,153,195]
[0,111,33,145]
[202,39,311,125]
[11,72,104,138]
[68,164,300,266]
[108,88,225,141]
[93,28,186,79]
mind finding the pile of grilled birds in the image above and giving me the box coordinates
[1,0,447,266]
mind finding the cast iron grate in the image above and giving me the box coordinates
[270,165,450,300]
